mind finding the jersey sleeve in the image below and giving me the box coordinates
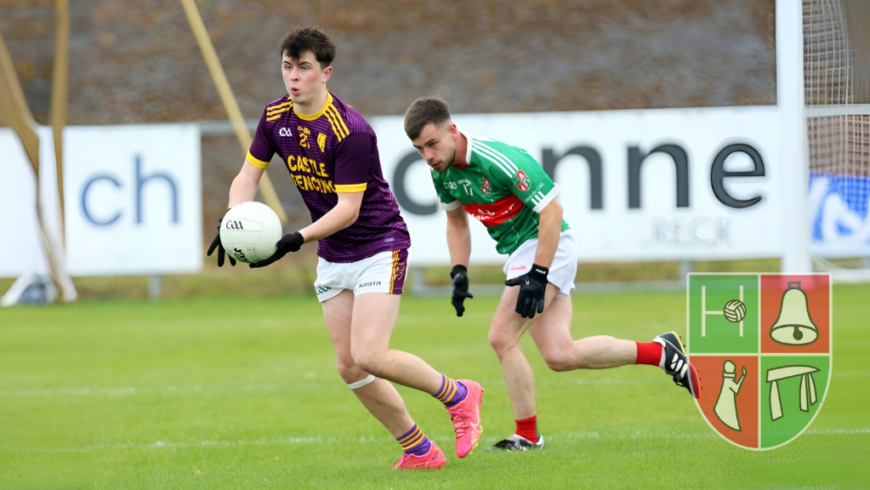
[431,173,461,211]
[484,145,560,213]
[246,109,278,169]
[333,133,372,193]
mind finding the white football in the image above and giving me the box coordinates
[219,202,282,264]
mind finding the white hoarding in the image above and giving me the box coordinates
[371,106,782,266]
[0,125,202,277]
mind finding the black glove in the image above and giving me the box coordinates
[249,231,305,268]
[206,219,236,267]
[505,264,549,319]
[450,264,473,317]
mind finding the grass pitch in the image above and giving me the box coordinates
[1,285,868,489]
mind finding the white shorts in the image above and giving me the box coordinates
[314,249,408,303]
[503,231,577,297]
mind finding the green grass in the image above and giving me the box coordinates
[1,285,868,489]
[0,257,786,301]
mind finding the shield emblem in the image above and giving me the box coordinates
[516,170,530,191]
[687,273,832,450]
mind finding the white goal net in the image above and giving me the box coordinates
[804,0,870,281]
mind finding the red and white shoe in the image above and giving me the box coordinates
[392,442,446,470]
[447,379,484,458]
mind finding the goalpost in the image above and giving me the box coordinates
[0,1,76,305]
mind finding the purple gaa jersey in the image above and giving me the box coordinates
[247,92,410,263]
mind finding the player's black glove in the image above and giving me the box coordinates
[249,231,305,268]
[206,218,236,267]
[450,264,473,317]
[505,264,549,319]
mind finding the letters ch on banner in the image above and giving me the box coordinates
[81,155,179,226]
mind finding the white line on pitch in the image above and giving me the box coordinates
[3,428,866,453]
[0,377,668,397]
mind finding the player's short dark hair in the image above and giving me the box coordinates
[279,26,336,68]
[404,97,452,140]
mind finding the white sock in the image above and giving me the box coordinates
[654,338,667,370]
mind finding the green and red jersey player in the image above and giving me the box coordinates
[404,97,700,451]
[429,135,569,255]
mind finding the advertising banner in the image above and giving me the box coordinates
[371,106,783,265]
[0,125,202,277]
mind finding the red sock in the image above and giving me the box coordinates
[636,341,663,366]
[515,415,538,443]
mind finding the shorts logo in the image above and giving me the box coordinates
[279,128,292,137]
[317,133,327,152]
[315,285,330,295]
[395,263,406,281]
[359,281,381,288]
[516,170,530,191]
[510,265,527,271]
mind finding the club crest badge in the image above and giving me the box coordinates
[687,273,832,450]
[317,133,327,152]
[481,177,491,195]
[516,170,530,191]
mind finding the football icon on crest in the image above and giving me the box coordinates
[724,300,747,323]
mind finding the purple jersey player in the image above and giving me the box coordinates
[206,27,482,470]
[247,91,410,264]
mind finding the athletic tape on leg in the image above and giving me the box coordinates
[348,374,376,390]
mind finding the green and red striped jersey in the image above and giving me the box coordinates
[432,135,569,255]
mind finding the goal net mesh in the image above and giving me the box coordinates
[804,0,870,266]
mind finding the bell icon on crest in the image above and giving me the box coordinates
[769,281,818,346]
